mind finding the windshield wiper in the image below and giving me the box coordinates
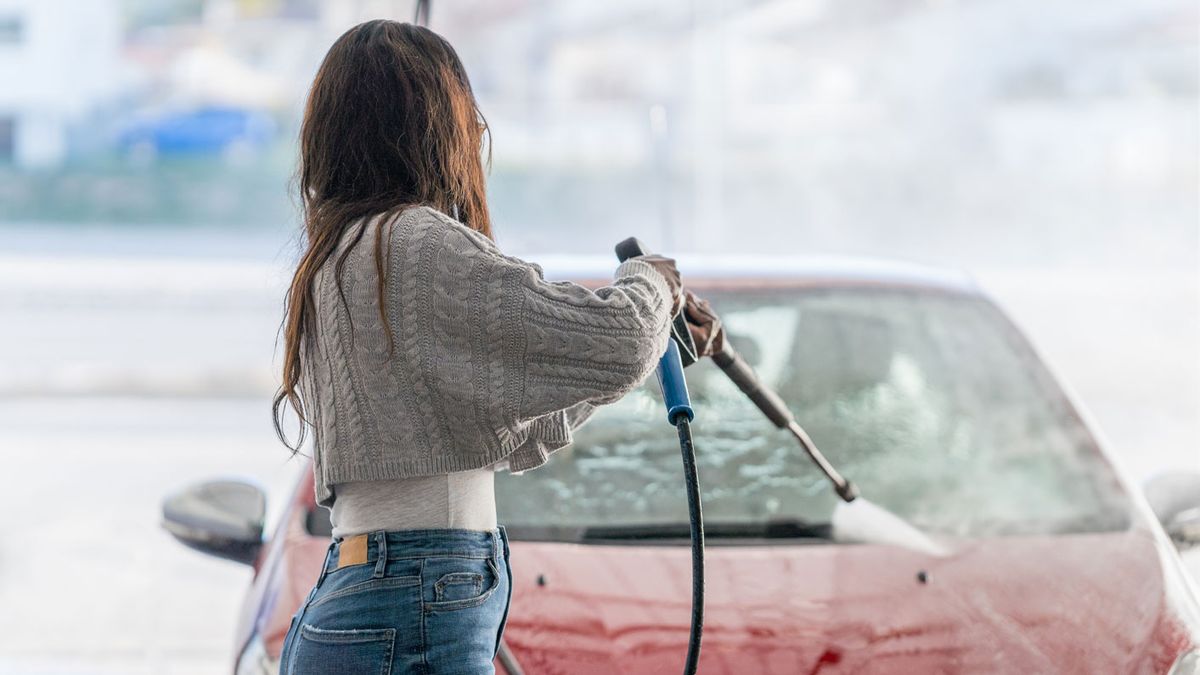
[578,519,832,542]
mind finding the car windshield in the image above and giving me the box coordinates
[496,285,1132,540]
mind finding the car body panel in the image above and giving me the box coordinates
[229,261,1200,673]
[503,530,1187,673]
[243,469,1194,674]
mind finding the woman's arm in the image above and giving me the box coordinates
[392,206,676,431]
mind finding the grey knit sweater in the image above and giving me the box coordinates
[300,205,673,507]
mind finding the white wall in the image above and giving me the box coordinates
[0,0,120,167]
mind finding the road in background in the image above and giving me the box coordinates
[0,397,300,675]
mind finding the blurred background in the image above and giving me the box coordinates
[0,0,1195,672]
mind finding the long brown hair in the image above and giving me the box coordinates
[274,20,492,450]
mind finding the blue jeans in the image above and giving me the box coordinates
[280,527,512,675]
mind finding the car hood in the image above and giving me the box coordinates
[502,528,1194,673]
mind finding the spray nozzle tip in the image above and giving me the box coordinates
[836,480,860,503]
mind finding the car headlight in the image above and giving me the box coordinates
[235,634,279,675]
[1171,650,1200,675]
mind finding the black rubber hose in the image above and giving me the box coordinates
[675,417,704,674]
[414,0,431,25]
[615,235,703,673]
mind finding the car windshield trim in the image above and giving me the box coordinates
[506,519,833,544]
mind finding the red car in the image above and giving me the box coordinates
[163,258,1200,674]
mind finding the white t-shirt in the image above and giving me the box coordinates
[329,466,497,539]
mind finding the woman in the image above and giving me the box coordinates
[274,20,714,674]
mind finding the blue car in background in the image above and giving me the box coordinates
[118,106,275,161]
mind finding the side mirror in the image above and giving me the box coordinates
[162,479,266,565]
[1144,472,1200,549]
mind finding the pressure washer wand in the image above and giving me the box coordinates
[712,345,859,502]
[615,237,703,675]
[710,342,951,556]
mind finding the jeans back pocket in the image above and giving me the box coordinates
[289,624,395,675]
[435,571,484,603]
[424,557,501,612]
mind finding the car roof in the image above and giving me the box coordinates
[532,253,981,295]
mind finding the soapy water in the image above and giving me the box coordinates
[498,288,1135,543]
[832,497,950,557]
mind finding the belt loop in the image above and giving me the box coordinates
[373,531,387,579]
[493,528,502,563]
[308,541,336,604]
[321,540,337,580]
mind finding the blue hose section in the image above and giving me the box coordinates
[656,339,695,424]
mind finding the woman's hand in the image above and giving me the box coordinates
[635,254,684,316]
[683,290,725,358]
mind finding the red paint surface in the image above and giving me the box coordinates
[502,533,1188,673]
[239,469,1196,674]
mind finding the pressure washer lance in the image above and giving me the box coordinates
[711,331,947,556]
[712,346,858,501]
[615,237,704,675]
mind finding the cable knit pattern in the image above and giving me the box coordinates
[301,205,672,507]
